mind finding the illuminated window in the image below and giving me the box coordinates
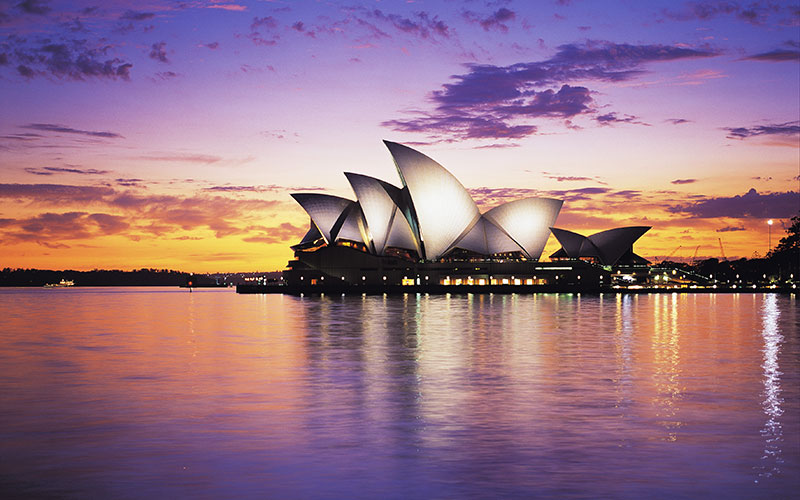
[525,279,533,285]
[402,278,415,286]
[478,279,486,285]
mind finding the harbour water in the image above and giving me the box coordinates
[0,288,797,498]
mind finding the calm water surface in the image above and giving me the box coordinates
[0,288,798,498]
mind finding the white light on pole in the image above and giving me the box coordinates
[767,219,773,252]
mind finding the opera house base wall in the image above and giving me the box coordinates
[276,245,608,293]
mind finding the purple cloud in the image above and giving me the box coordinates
[717,226,746,232]
[1,132,43,141]
[0,183,115,203]
[1,182,285,241]
[724,121,800,139]
[595,112,648,126]
[149,42,168,63]
[140,154,221,164]
[743,49,800,62]
[116,178,143,187]
[25,166,111,176]
[668,188,799,218]
[16,0,50,15]
[384,115,538,143]
[2,37,133,80]
[610,190,642,199]
[671,179,697,184]
[22,123,123,138]
[661,2,792,25]
[120,10,155,21]
[248,16,279,46]
[384,40,716,141]
[666,118,692,125]
[473,142,522,149]
[365,9,450,40]
[463,8,516,32]
[467,187,544,208]
[203,184,326,193]
[545,175,595,182]
[0,211,130,243]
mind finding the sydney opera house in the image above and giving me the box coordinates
[283,141,650,291]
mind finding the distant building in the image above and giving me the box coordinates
[284,141,649,291]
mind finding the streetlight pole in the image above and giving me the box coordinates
[768,219,773,254]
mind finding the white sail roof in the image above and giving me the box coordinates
[345,172,401,254]
[334,204,367,244]
[483,197,563,259]
[588,226,650,265]
[384,140,480,260]
[289,193,353,245]
[485,218,524,254]
[384,206,419,253]
[550,226,650,265]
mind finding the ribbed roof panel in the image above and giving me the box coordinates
[483,197,563,260]
[290,193,353,244]
[384,141,480,260]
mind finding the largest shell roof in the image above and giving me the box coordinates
[291,140,563,261]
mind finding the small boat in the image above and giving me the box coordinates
[44,279,75,288]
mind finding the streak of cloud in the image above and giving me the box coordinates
[22,123,123,138]
[668,188,799,218]
[724,121,800,139]
[384,40,716,141]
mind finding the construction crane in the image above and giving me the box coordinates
[657,245,682,264]
[662,245,681,263]
[691,245,700,266]
[718,238,727,261]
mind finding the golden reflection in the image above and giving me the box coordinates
[651,293,683,441]
[755,293,784,481]
[613,294,633,415]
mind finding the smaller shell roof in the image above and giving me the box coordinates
[550,226,651,265]
[290,193,354,245]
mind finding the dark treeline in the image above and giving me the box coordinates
[658,214,799,283]
[0,268,197,287]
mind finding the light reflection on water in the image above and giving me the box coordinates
[757,293,784,481]
[0,288,798,499]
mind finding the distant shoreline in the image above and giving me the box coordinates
[237,283,797,295]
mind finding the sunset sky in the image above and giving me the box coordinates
[1,0,798,272]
